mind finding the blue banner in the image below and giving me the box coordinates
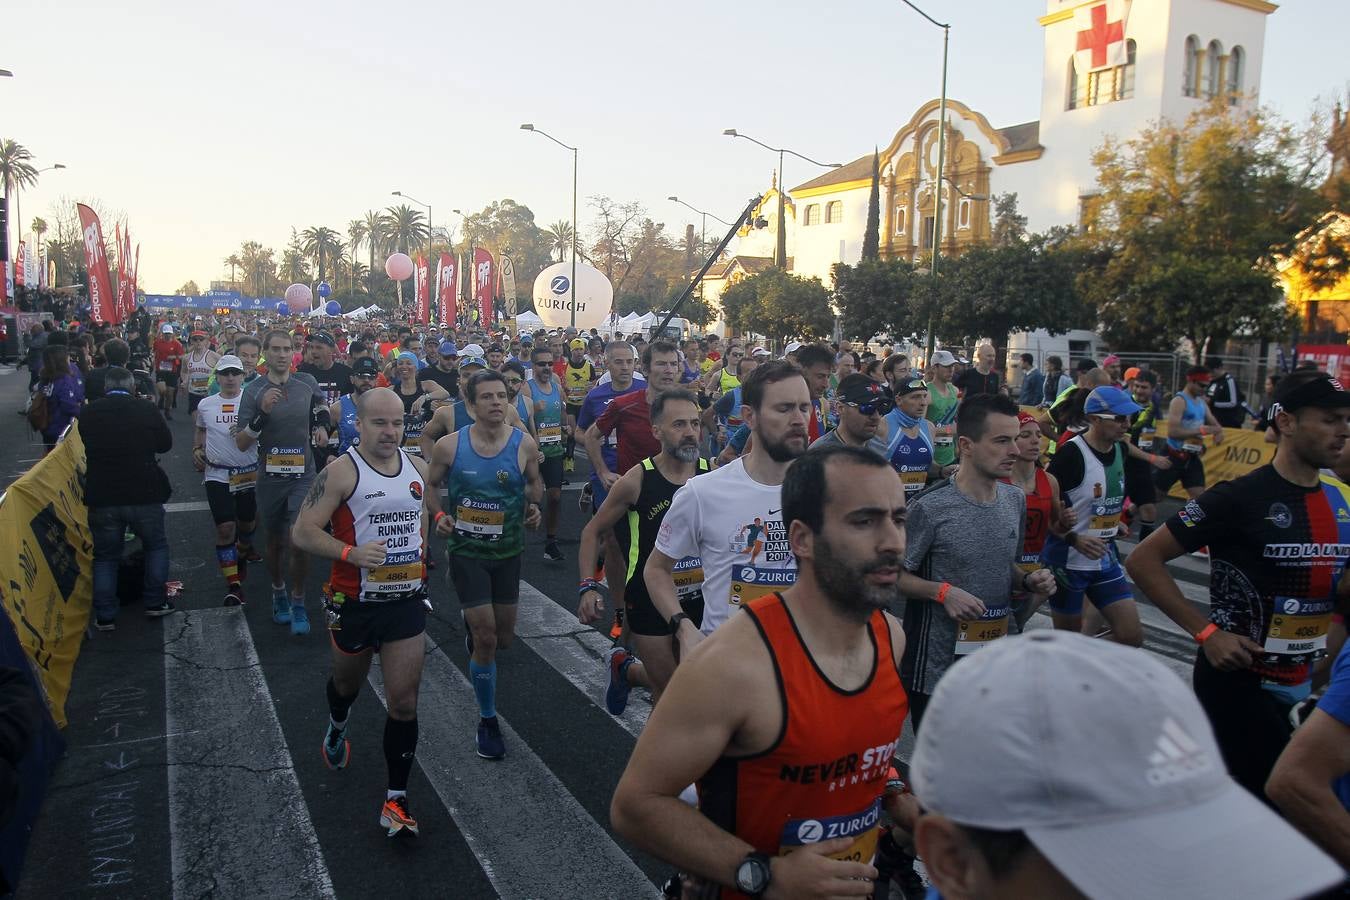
[141,295,284,312]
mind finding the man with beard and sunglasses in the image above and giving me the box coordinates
[613,445,911,900]
[811,374,893,457]
[577,389,707,711]
[646,361,810,659]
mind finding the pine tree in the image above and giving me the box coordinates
[862,149,881,261]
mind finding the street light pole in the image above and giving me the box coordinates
[667,196,733,252]
[722,129,842,270]
[900,0,950,362]
[521,124,579,328]
[392,190,432,318]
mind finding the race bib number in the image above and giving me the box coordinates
[1264,597,1332,660]
[730,564,797,608]
[672,557,704,598]
[1015,553,1040,575]
[190,373,209,394]
[538,423,562,446]
[934,435,953,448]
[956,606,1010,656]
[899,469,927,493]
[158,359,174,372]
[1138,429,1155,451]
[1089,508,1122,538]
[264,446,305,476]
[777,801,881,865]
[455,500,505,537]
[228,464,258,494]
[1182,441,1204,454]
[363,555,423,599]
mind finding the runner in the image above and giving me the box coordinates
[297,331,353,406]
[809,373,891,456]
[793,344,836,442]
[1123,369,1170,539]
[330,356,380,456]
[612,445,910,899]
[208,334,261,395]
[290,387,430,838]
[646,361,809,655]
[516,348,565,560]
[562,338,597,473]
[502,361,536,439]
[898,393,1053,728]
[235,329,330,635]
[706,355,759,466]
[1126,370,1350,802]
[193,355,259,607]
[153,322,184,420]
[1156,365,1226,501]
[577,389,706,710]
[183,331,219,415]
[885,377,948,500]
[425,370,543,760]
[924,350,960,471]
[392,352,447,457]
[1040,386,1145,646]
[416,354,529,455]
[1003,410,1068,631]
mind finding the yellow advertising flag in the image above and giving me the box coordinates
[0,425,94,728]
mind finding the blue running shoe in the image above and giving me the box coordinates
[290,604,310,635]
[272,591,291,625]
[476,716,505,760]
[322,721,350,770]
[606,647,635,716]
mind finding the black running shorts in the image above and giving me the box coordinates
[331,596,427,655]
[205,479,258,526]
[450,554,522,609]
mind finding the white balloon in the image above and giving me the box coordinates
[531,261,614,332]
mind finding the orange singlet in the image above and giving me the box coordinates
[698,593,909,899]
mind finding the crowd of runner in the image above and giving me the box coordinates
[23,307,1350,897]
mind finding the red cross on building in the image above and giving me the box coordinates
[1076,4,1125,70]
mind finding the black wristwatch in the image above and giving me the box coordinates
[735,852,771,897]
[669,611,691,634]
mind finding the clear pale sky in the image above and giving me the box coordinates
[5,0,1345,293]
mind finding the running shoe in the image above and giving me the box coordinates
[379,795,419,837]
[290,604,311,636]
[476,716,506,760]
[223,591,244,608]
[144,601,175,618]
[95,618,116,632]
[272,591,291,624]
[609,607,625,640]
[543,540,563,562]
[606,647,634,716]
[322,721,350,770]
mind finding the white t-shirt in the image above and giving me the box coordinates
[655,457,797,635]
[196,393,259,487]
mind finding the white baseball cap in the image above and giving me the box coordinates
[930,349,957,366]
[784,341,803,354]
[161,323,175,334]
[911,631,1344,900]
[461,343,485,358]
[215,355,245,374]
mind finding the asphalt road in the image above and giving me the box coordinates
[3,367,1213,900]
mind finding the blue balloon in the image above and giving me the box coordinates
[317,281,332,298]
[325,300,341,316]
[277,301,289,317]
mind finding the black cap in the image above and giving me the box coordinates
[307,331,336,348]
[838,374,894,412]
[1273,372,1350,413]
[352,357,380,377]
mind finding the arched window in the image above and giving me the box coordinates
[894,206,907,235]
[804,204,820,226]
[1227,46,1244,103]
[825,201,842,224]
[1183,35,1200,97]
[1205,40,1223,98]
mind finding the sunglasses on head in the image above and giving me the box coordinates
[1092,413,1129,424]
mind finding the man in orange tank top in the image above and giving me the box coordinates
[613,445,912,899]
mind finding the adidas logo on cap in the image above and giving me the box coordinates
[1145,717,1212,786]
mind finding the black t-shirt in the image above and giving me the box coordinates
[419,365,460,400]
[297,362,352,405]
[1165,465,1350,686]
[953,368,1000,397]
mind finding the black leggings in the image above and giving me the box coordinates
[1192,651,1292,806]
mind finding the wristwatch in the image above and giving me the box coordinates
[735,852,771,897]
[668,611,691,634]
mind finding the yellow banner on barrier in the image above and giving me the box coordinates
[0,425,93,729]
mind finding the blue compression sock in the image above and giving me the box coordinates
[468,660,497,719]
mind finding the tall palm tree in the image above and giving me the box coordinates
[545,220,575,262]
[224,253,242,288]
[346,219,366,295]
[361,208,390,294]
[385,204,428,256]
[281,247,309,284]
[299,225,342,288]
[0,139,39,248]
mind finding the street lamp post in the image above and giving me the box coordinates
[667,195,732,251]
[392,190,432,316]
[899,0,950,362]
[722,130,841,269]
[13,163,66,265]
[520,124,578,328]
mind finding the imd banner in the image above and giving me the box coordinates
[0,424,94,729]
[414,255,430,325]
[473,247,493,328]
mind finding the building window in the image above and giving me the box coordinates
[1078,193,1103,234]
[894,206,907,235]
[1183,35,1200,97]
[920,215,936,250]
[1227,46,1244,103]
[825,200,842,224]
[1067,40,1135,110]
[957,198,971,230]
[1205,40,1223,98]
[804,204,820,226]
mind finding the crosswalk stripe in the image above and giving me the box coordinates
[367,638,660,899]
[164,608,335,899]
[514,581,652,739]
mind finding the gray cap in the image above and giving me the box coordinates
[911,631,1343,900]
[930,349,957,366]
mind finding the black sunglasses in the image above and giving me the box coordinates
[845,398,894,416]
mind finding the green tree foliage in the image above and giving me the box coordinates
[832,258,920,342]
[720,270,834,344]
[990,193,1028,247]
[1081,101,1328,357]
[178,280,200,296]
[459,199,554,307]
[862,150,881,261]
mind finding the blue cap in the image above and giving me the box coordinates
[520,334,533,344]
[438,340,458,356]
[1084,386,1142,416]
